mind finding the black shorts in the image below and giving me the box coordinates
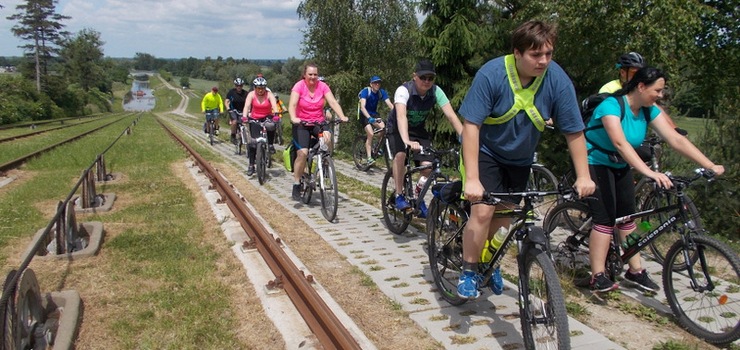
[471,151,530,205]
[292,123,326,150]
[359,113,381,127]
[586,164,636,226]
[389,132,433,163]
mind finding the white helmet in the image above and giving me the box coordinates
[233,77,245,86]
[252,77,267,87]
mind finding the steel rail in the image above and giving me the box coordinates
[157,118,361,350]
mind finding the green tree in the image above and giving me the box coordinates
[59,28,109,92]
[7,0,70,93]
[297,0,418,98]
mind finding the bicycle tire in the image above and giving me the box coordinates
[426,198,468,306]
[209,121,215,146]
[642,189,703,266]
[319,156,339,222]
[520,244,571,349]
[663,235,740,345]
[256,143,267,185]
[542,201,592,280]
[240,128,248,158]
[528,164,560,219]
[352,136,371,171]
[301,160,313,204]
[381,171,411,234]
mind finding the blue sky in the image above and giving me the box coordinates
[0,0,306,60]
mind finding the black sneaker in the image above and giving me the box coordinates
[231,134,237,144]
[269,145,276,154]
[247,166,255,176]
[590,272,618,293]
[624,269,660,292]
[292,184,301,201]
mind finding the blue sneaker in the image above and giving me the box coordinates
[490,267,504,295]
[395,194,411,211]
[457,270,481,299]
[418,201,428,218]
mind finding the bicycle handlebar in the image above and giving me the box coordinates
[296,119,346,127]
[479,186,577,206]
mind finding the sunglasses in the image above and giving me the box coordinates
[418,75,435,82]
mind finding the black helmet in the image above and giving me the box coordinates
[616,52,645,69]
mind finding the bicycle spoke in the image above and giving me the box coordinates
[663,235,740,345]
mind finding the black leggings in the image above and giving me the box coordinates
[586,164,636,226]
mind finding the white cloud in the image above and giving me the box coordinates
[0,0,306,59]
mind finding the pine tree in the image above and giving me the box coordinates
[7,0,70,93]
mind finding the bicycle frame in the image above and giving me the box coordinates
[477,192,557,285]
[610,177,707,284]
[403,147,456,212]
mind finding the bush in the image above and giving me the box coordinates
[689,91,739,240]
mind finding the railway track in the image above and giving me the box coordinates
[0,114,133,174]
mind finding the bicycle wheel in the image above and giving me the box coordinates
[642,189,703,266]
[381,171,411,234]
[427,198,468,306]
[520,243,570,350]
[256,143,267,185]
[209,122,215,145]
[240,128,249,158]
[663,235,740,345]
[301,160,313,204]
[319,156,339,222]
[352,136,371,171]
[528,164,560,219]
[542,201,592,280]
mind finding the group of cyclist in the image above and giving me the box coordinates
[202,20,724,302]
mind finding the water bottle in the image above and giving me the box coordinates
[622,232,642,249]
[490,226,508,252]
[480,226,509,263]
[638,220,652,232]
[415,176,427,197]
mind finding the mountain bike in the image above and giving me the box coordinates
[352,117,391,171]
[247,115,276,185]
[298,120,343,222]
[543,168,740,345]
[204,109,219,146]
[380,146,458,234]
[427,182,572,349]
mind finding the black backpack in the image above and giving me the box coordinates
[582,93,651,162]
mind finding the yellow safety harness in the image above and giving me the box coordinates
[483,54,547,132]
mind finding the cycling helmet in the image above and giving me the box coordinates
[233,77,244,86]
[318,76,326,82]
[616,52,645,69]
[252,77,267,87]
